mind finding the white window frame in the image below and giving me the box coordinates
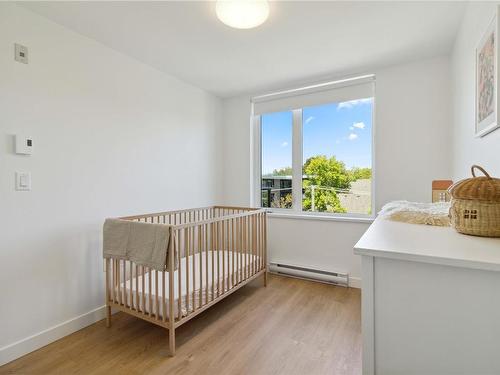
[251,76,376,222]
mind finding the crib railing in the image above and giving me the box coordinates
[105,206,267,355]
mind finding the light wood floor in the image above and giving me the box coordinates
[0,274,361,375]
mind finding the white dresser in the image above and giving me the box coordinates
[354,218,500,375]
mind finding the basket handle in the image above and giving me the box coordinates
[471,165,492,179]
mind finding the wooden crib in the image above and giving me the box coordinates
[104,206,267,356]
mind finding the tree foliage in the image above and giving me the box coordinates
[303,155,351,189]
[265,155,372,212]
[302,155,350,213]
[349,167,372,181]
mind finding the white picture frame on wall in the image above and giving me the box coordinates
[475,7,500,137]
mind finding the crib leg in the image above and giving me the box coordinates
[105,305,112,328]
[168,327,176,356]
[264,270,268,287]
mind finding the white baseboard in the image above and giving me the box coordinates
[0,305,107,367]
[349,276,361,289]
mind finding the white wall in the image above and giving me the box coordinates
[221,56,452,285]
[451,2,500,180]
[0,3,221,362]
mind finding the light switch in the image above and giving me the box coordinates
[14,43,28,64]
[16,172,31,191]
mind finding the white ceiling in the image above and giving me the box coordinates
[20,1,466,98]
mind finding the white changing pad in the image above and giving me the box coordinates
[116,250,261,318]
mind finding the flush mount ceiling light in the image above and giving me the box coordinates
[216,0,270,29]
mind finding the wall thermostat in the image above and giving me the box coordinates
[15,135,33,155]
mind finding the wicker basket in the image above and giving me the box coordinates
[448,165,500,237]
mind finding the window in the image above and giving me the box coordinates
[261,111,293,209]
[253,75,375,218]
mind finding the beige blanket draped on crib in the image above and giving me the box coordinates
[103,218,176,271]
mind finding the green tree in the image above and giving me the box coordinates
[302,155,350,213]
[349,167,372,181]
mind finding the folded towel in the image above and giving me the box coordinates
[378,200,451,226]
[103,218,176,271]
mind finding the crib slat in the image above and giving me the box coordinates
[185,227,190,315]
[148,268,152,317]
[199,224,203,308]
[262,212,265,271]
[235,218,238,284]
[216,221,220,298]
[260,213,263,271]
[244,217,248,280]
[226,219,230,292]
[244,215,247,280]
[211,223,215,301]
[155,270,159,320]
[129,261,133,308]
[232,218,235,287]
[248,216,250,277]
[257,214,260,273]
[249,215,253,276]
[255,215,258,274]
[249,216,252,277]
[162,270,166,322]
[222,219,226,293]
[248,216,251,277]
[191,226,196,311]
[168,231,176,324]
[117,259,122,305]
[178,231,182,320]
[251,215,254,276]
[122,260,126,305]
[256,214,259,273]
[142,266,145,314]
[135,265,139,311]
[205,223,209,304]
[250,216,253,276]
[259,213,262,271]
[111,259,115,304]
[264,213,267,276]
[239,217,242,284]
[243,216,246,281]
[218,221,222,296]
[253,214,256,275]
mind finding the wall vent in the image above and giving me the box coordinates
[269,262,349,287]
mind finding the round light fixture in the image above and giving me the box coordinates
[216,0,270,29]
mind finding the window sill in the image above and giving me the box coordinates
[267,211,375,224]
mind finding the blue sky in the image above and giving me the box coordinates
[261,98,373,174]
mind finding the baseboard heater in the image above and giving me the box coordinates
[269,262,349,287]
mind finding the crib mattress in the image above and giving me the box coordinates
[116,250,261,319]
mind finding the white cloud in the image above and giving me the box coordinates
[337,98,372,110]
[348,133,358,141]
[280,141,289,147]
[305,116,315,125]
[349,126,354,130]
[353,122,365,129]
